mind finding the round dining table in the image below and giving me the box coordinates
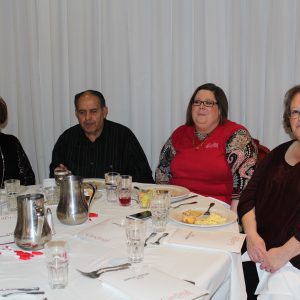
[0,183,247,300]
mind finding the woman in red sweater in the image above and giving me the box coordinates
[155,83,257,212]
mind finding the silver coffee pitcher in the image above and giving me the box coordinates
[57,175,96,225]
[14,193,52,250]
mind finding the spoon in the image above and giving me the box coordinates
[144,232,157,247]
[151,233,169,245]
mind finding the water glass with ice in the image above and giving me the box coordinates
[125,218,146,263]
[150,191,170,232]
[4,179,20,212]
[105,172,120,203]
[45,240,69,289]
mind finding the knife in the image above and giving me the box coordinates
[2,291,45,297]
[0,287,40,292]
[171,194,198,204]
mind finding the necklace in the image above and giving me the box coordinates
[192,131,209,150]
[0,145,4,188]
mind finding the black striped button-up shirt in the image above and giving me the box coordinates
[49,119,154,183]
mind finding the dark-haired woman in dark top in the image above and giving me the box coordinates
[0,97,35,188]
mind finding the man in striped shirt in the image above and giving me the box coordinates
[49,90,154,183]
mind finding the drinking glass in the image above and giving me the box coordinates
[105,172,120,203]
[4,179,20,212]
[43,178,59,205]
[0,193,8,215]
[125,218,146,263]
[118,175,132,206]
[45,240,69,289]
[138,189,154,209]
[150,191,170,232]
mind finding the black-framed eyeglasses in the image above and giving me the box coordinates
[192,100,218,108]
[288,109,300,119]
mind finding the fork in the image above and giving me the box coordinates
[77,264,130,278]
[201,202,215,218]
[151,232,169,245]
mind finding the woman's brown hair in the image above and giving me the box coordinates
[0,97,8,125]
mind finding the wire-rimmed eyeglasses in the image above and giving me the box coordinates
[288,109,300,119]
[192,100,218,108]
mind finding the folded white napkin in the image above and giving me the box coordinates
[77,218,126,247]
[99,264,208,300]
[255,263,300,299]
[166,228,246,253]
[242,251,300,299]
[0,215,16,244]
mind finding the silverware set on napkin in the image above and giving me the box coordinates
[144,232,169,246]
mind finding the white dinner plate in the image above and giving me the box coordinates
[169,205,237,228]
[138,184,190,201]
[83,178,106,191]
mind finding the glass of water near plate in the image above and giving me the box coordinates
[125,218,146,263]
[150,190,171,232]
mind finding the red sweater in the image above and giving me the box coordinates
[170,120,245,205]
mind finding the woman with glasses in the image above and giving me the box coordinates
[155,83,257,212]
[0,97,35,188]
[238,85,300,299]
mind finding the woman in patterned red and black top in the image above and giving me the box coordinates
[155,83,257,212]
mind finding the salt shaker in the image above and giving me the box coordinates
[46,208,56,235]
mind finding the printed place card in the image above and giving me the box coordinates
[167,228,246,253]
[77,218,126,247]
[0,214,16,244]
[100,265,208,300]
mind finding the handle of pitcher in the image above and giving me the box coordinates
[85,183,96,207]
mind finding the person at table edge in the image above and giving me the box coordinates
[155,83,257,211]
[238,85,300,298]
[49,90,154,183]
[0,96,35,188]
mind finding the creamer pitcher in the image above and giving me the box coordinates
[14,193,52,250]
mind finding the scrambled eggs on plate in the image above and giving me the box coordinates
[181,209,226,225]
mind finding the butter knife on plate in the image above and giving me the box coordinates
[171,194,198,204]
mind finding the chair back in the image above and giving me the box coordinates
[253,139,270,163]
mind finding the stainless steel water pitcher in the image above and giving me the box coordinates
[14,193,52,250]
[56,175,95,225]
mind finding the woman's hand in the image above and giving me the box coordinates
[260,247,288,273]
[260,237,300,273]
[246,232,267,263]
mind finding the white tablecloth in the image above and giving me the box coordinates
[0,186,247,300]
